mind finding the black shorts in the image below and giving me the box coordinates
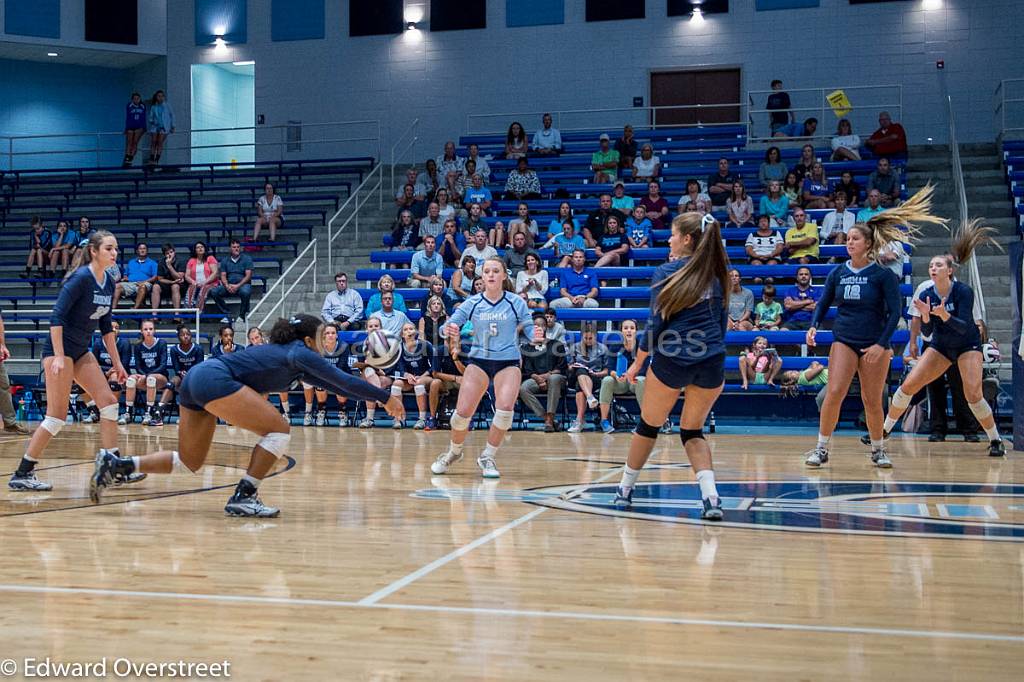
[41,341,91,362]
[650,353,725,390]
[931,344,982,363]
[466,358,521,376]
[570,367,602,386]
[179,360,243,412]
[833,339,892,357]
[782,319,812,331]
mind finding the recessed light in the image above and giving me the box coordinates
[47,52,59,57]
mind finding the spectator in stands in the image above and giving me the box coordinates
[184,240,219,313]
[453,159,477,205]
[676,179,712,217]
[420,277,454,315]
[211,239,255,324]
[123,92,146,167]
[543,308,567,343]
[395,183,427,220]
[396,168,427,205]
[707,157,737,207]
[410,235,444,288]
[782,172,802,207]
[594,215,629,268]
[461,230,498,267]
[370,291,411,336]
[820,192,856,247]
[515,253,548,309]
[419,293,448,349]
[24,216,52,279]
[67,215,94,265]
[462,174,492,214]
[465,143,491,181]
[252,182,284,243]
[391,210,421,251]
[626,205,652,248]
[504,157,542,201]
[856,189,886,222]
[419,158,441,201]
[547,202,579,241]
[739,336,782,389]
[727,269,755,331]
[831,118,861,161]
[778,361,829,406]
[802,162,835,210]
[792,144,816,182]
[506,202,540,248]
[591,134,620,183]
[614,125,637,172]
[437,141,465,195]
[632,144,661,182]
[746,214,785,267]
[146,90,174,166]
[155,243,184,314]
[785,208,820,264]
[755,284,783,330]
[782,266,820,330]
[639,181,670,231]
[554,220,586,267]
[365,273,407,315]
[48,219,72,277]
[505,121,529,159]
[876,238,908,279]
[867,157,900,207]
[551,249,599,309]
[427,334,464,431]
[531,113,562,156]
[727,180,755,227]
[450,255,479,301]
[611,181,635,212]
[583,193,627,246]
[864,111,908,161]
[759,146,788,189]
[419,202,445,243]
[567,324,610,433]
[438,218,464,267]
[460,204,488,241]
[503,231,538,279]
[759,180,790,228]
[434,188,456,222]
[321,271,364,330]
[778,117,818,139]
[835,170,861,208]
[766,79,793,136]
[114,242,159,310]
[519,313,568,432]
[597,319,648,434]
[210,324,237,357]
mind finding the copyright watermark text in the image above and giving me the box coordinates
[1,658,231,678]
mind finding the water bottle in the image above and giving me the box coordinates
[16,398,24,422]
[708,411,717,433]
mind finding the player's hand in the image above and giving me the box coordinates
[112,363,129,384]
[805,327,817,347]
[624,361,641,385]
[0,345,9,362]
[383,395,405,421]
[932,298,951,321]
[863,344,887,364]
[49,356,66,375]
[911,298,930,317]
[445,322,460,339]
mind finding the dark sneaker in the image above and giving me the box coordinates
[989,440,1006,457]
[224,491,280,517]
[613,486,633,508]
[9,471,52,491]
[114,472,147,486]
[89,451,119,503]
[701,496,724,521]
[928,433,945,442]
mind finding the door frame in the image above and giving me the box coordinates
[647,64,745,127]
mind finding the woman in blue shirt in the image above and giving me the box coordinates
[804,186,944,469]
[430,258,533,479]
[146,90,175,166]
[10,231,130,492]
[759,180,790,228]
[91,314,403,516]
[616,213,731,520]
[881,220,1006,457]
[123,92,146,167]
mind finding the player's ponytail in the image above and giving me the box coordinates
[269,313,320,345]
[853,183,944,259]
[947,217,1002,268]
[654,213,731,319]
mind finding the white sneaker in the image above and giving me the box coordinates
[477,456,500,479]
[586,396,599,409]
[338,413,350,427]
[116,414,127,426]
[567,419,583,433]
[412,419,427,430]
[315,410,326,427]
[871,447,893,468]
[805,447,830,467]
[358,418,374,429]
[303,412,314,427]
[141,412,152,426]
[392,419,403,430]
[431,449,463,475]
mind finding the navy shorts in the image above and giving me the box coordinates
[834,339,892,358]
[466,357,521,376]
[179,359,243,412]
[932,343,982,363]
[41,340,91,362]
[650,353,725,390]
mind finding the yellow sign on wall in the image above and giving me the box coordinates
[827,89,852,118]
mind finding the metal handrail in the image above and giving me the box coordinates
[994,78,1024,140]
[390,118,420,197]
[746,84,902,143]
[465,103,746,135]
[947,95,986,322]
[326,164,384,274]
[247,239,318,327]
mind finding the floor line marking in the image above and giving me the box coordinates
[0,584,1019,644]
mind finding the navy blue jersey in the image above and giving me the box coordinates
[435,353,462,377]
[92,336,132,372]
[320,342,351,371]
[396,340,437,377]
[133,339,168,375]
[169,342,205,375]
[125,102,146,130]
[639,258,728,366]
[210,342,239,358]
[214,340,390,403]
[919,280,980,352]
[447,291,532,361]
[813,262,901,348]
[45,266,115,357]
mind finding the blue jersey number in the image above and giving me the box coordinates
[843,284,861,301]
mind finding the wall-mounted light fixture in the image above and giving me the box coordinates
[691,6,705,23]
[213,34,228,56]
[922,0,942,9]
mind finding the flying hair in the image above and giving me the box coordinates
[945,217,1003,268]
[654,213,731,319]
[850,183,946,258]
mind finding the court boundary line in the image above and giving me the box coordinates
[0,583,1019,644]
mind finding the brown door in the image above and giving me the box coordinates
[650,69,741,126]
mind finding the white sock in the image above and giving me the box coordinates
[366,405,376,419]
[23,454,38,463]
[86,400,96,408]
[984,424,1000,442]
[131,456,141,469]
[883,416,897,433]
[305,405,313,414]
[871,439,884,451]
[695,469,718,501]
[242,474,261,489]
[817,433,831,450]
[620,464,641,490]
[147,400,154,407]
[419,410,427,420]
[481,443,499,460]
[450,441,464,455]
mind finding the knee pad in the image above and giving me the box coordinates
[968,399,992,422]
[390,384,403,396]
[108,381,124,392]
[40,416,65,436]
[125,377,137,390]
[171,451,197,474]
[413,384,427,396]
[680,428,704,445]
[492,409,514,431]
[257,432,291,458]
[99,404,119,421]
[450,412,470,432]
[634,417,660,439]
[891,388,912,411]
[301,381,314,390]
[146,375,157,388]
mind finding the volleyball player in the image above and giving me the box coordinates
[430,257,533,479]
[300,322,351,427]
[247,327,292,422]
[159,324,205,420]
[614,213,731,520]
[804,186,945,468]
[353,317,394,428]
[882,220,1006,456]
[390,322,436,430]
[81,319,131,423]
[10,231,129,491]
[124,319,168,426]
[90,314,404,517]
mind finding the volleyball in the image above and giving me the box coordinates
[982,342,1000,363]
[364,330,401,369]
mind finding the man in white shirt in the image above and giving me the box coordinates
[321,271,364,330]
[459,230,498,267]
[418,202,444,243]
[532,113,562,156]
[409,235,444,288]
[819,192,856,246]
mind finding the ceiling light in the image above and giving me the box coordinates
[47,52,59,57]
[405,6,424,24]
[213,35,228,55]
[922,0,942,9]
[691,7,705,24]
[232,60,255,66]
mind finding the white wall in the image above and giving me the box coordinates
[0,0,167,55]
[190,63,254,165]
[161,0,1024,164]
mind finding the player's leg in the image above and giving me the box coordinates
[313,389,328,426]
[616,367,679,504]
[883,348,949,434]
[11,356,73,490]
[806,343,859,467]
[389,379,408,429]
[473,366,521,478]
[856,348,894,467]
[124,373,144,422]
[430,364,488,475]
[142,373,168,425]
[957,350,1004,455]
[677,382,726,519]
[411,375,429,428]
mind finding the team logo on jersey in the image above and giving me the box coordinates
[523,480,1024,541]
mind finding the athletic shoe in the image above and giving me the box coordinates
[804,447,829,467]
[601,419,614,434]
[871,447,892,468]
[412,419,426,430]
[928,433,945,442]
[81,411,95,424]
[860,433,871,445]
[424,417,436,431]
[114,472,147,486]
[117,413,128,426]
[701,497,724,521]
[9,471,52,491]
[3,423,30,435]
[965,432,981,443]
[338,413,350,428]
[989,440,1006,457]
[303,412,314,427]
[430,449,463,475]
[224,491,280,518]
[358,418,374,429]
[660,420,673,434]
[586,396,599,409]
[613,486,633,508]
[477,456,500,479]
[392,419,403,430]
[567,419,583,433]
[220,317,231,325]
[89,451,118,502]
[141,410,152,426]
[149,407,163,427]
[315,410,326,427]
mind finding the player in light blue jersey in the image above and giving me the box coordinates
[431,257,534,478]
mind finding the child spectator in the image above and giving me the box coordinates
[755,284,783,330]
[123,92,146,167]
[625,205,652,248]
[146,89,174,166]
[48,219,72,277]
[739,336,782,390]
[554,220,586,267]
[834,170,862,208]
[504,121,528,159]
[782,172,802,207]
